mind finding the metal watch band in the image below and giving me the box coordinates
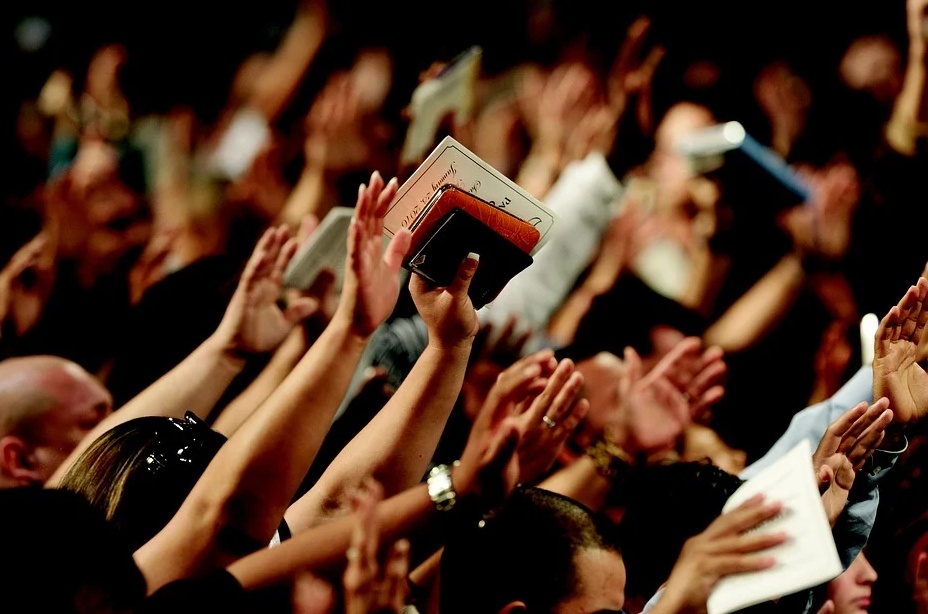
[427,462,459,512]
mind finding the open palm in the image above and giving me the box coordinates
[872,278,928,425]
[217,225,318,355]
[340,170,410,337]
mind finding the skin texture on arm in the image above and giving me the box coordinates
[210,324,310,438]
[46,226,317,487]
[702,251,805,353]
[247,0,329,124]
[134,171,412,592]
[284,254,481,532]
[225,366,526,593]
[885,0,928,156]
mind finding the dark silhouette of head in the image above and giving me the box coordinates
[440,485,625,613]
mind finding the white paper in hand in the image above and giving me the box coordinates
[400,46,482,167]
[282,207,354,291]
[707,439,843,614]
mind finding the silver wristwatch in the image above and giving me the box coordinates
[427,462,459,512]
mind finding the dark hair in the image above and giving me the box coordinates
[0,487,146,613]
[59,412,227,552]
[440,485,622,613]
[618,460,745,602]
[555,273,707,363]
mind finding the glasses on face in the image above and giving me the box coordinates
[144,412,226,475]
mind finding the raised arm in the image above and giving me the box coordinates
[224,366,526,593]
[885,0,928,156]
[247,0,330,124]
[285,252,481,531]
[135,171,412,591]
[873,275,928,435]
[542,337,725,511]
[47,225,317,486]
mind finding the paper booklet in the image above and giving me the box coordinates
[707,438,843,614]
[400,45,483,167]
[383,135,558,256]
[282,206,354,291]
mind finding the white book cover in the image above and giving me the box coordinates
[282,206,354,291]
[383,135,558,256]
[707,439,843,614]
[400,46,482,167]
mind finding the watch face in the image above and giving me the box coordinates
[428,464,457,511]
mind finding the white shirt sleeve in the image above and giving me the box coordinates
[477,152,624,336]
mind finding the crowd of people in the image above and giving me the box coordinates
[2,0,928,612]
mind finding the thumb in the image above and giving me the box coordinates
[448,252,480,296]
[383,228,412,272]
[815,600,835,614]
[818,464,834,491]
[624,345,643,382]
[285,296,320,324]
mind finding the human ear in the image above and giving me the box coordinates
[0,436,44,485]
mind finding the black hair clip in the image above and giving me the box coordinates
[144,412,226,475]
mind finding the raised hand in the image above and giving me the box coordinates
[452,349,557,505]
[656,337,727,420]
[214,225,320,356]
[607,345,693,456]
[872,277,928,425]
[343,479,410,614]
[304,72,370,175]
[514,358,590,485]
[409,253,480,349]
[0,233,55,342]
[653,494,786,614]
[338,171,411,337]
[606,15,666,135]
[818,454,855,527]
[812,397,893,475]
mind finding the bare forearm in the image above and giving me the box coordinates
[702,252,805,352]
[158,309,368,571]
[287,341,472,531]
[213,313,368,537]
[680,243,730,316]
[212,326,309,437]
[886,30,927,155]
[276,167,328,231]
[229,482,435,590]
[250,6,328,122]
[47,334,244,487]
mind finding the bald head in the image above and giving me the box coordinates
[0,356,112,487]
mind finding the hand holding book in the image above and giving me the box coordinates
[384,136,559,310]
